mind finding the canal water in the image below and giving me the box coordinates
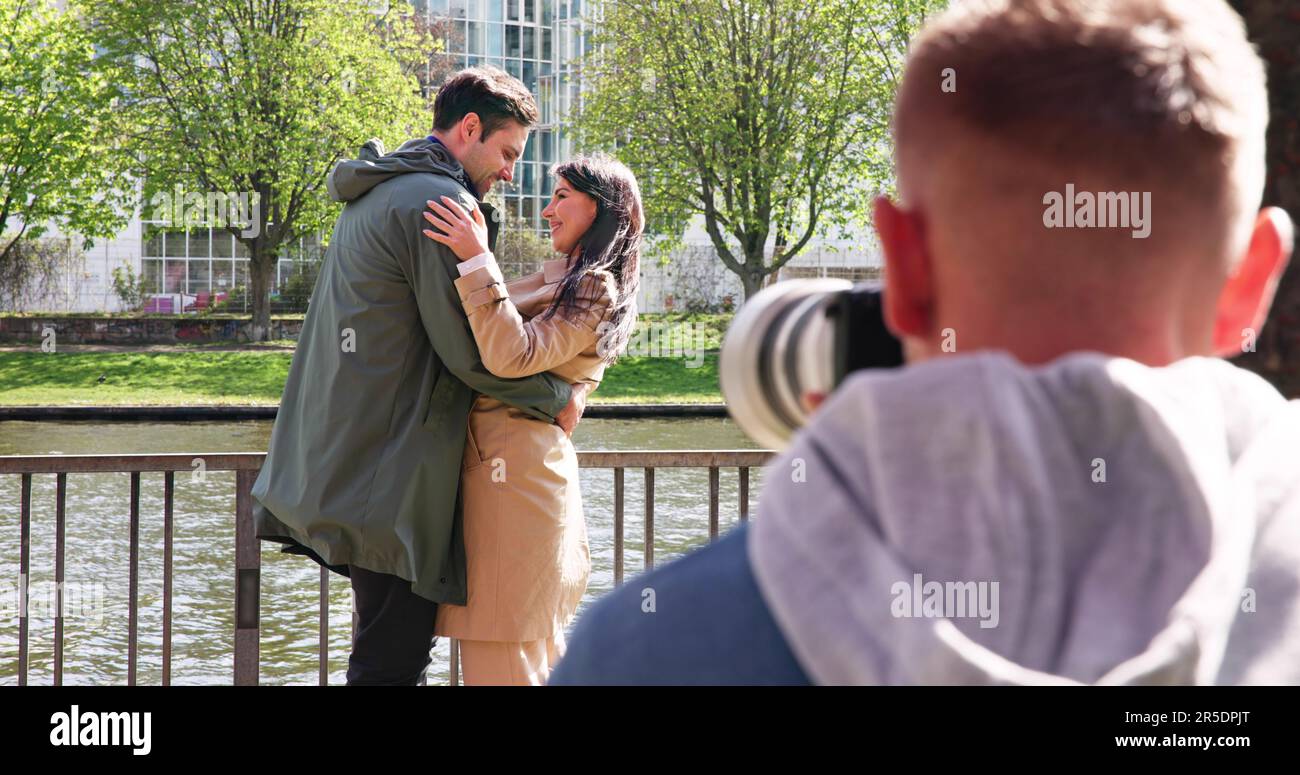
[0,418,767,685]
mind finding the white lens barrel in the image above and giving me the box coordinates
[719,279,852,448]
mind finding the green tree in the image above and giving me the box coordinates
[0,0,130,293]
[91,0,433,339]
[1228,0,1300,398]
[574,0,943,299]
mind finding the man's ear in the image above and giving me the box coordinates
[872,195,934,341]
[1212,206,1294,357]
[461,112,481,142]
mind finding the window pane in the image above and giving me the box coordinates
[141,259,162,294]
[213,259,234,291]
[521,196,536,227]
[488,0,503,21]
[487,22,503,56]
[506,57,522,79]
[163,259,186,293]
[189,229,210,259]
[540,130,554,163]
[523,162,537,195]
[506,24,520,57]
[507,0,518,21]
[468,21,485,55]
[143,226,164,257]
[523,60,536,95]
[524,0,534,23]
[537,76,554,124]
[523,26,535,60]
[164,230,188,257]
[211,230,233,258]
[542,26,552,61]
[188,259,211,294]
[449,0,467,18]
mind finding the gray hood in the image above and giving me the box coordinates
[327,136,469,203]
[748,351,1300,685]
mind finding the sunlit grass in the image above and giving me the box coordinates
[0,350,722,406]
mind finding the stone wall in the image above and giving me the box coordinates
[0,315,303,345]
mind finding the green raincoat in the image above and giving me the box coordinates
[252,137,572,605]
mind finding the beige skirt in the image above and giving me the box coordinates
[434,395,591,642]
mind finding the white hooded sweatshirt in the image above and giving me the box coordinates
[748,351,1300,684]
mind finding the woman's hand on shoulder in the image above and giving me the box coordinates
[422,195,490,261]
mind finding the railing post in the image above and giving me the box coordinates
[319,565,329,686]
[55,472,66,685]
[129,472,140,686]
[163,471,174,686]
[708,466,720,540]
[740,466,749,522]
[644,467,655,570]
[18,473,30,687]
[234,469,260,685]
[613,467,624,586]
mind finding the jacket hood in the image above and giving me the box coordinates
[327,136,469,203]
[748,351,1300,685]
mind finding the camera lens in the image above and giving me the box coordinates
[720,279,852,448]
[720,279,903,448]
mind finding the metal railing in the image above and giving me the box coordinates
[1,450,773,686]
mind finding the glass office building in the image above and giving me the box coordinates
[415,0,597,233]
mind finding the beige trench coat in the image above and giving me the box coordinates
[434,254,616,642]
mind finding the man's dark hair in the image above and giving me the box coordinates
[432,66,540,140]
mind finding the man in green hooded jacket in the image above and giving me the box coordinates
[252,67,588,685]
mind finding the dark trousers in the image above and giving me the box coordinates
[346,564,440,686]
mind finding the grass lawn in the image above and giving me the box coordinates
[0,350,722,406]
[0,312,730,406]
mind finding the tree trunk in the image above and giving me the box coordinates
[249,254,275,342]
[739,252,768,301]
[1228,0,1300,398]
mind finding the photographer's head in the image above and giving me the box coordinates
[878,0,1292,367]
[431,66,539,197]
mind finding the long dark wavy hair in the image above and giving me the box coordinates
[538,153,642,366]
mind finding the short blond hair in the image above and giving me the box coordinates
[894,0,1268,264]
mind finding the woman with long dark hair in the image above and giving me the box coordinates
[420,152,642,684]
